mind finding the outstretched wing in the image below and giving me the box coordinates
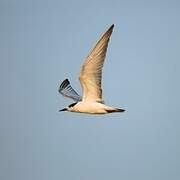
[79,24,114,103]
[58,79,81,102]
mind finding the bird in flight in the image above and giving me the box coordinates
[58,24,125,114]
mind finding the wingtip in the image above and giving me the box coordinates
[108,24,114,31]
[59,78,70,91]
[111,24,114,28]
[64,78,70,83]
[107,24,114,34]
[64,78,69,82]
[103,24,114,37]
[115,108,125,112]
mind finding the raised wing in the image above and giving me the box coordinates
[79,24,114,102]
[59,79,81,102]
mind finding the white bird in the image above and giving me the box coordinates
[58,24,125,114]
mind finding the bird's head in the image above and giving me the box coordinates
[59,102,77,112]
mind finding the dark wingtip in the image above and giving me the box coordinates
[62,78,69,84]
[106,24,114,36]
[111,24,114,28]
[116,108,125,112]
[108,24,114,31]
[119,109,125,112]
[59,78,70,91]
[106,108,125,113]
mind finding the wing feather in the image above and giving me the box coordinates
[59,79,81,102]
[79,24,114,102]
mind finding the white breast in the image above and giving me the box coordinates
[71,102,109,114]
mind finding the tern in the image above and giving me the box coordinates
[58,24,125,114]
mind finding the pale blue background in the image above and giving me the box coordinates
[0,0,180,180]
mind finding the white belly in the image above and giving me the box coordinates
[71,102,109,114]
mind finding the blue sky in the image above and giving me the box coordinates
[0,0,180,180]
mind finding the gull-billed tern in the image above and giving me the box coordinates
[58,24,125,114]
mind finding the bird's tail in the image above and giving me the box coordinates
[106,108,125,113]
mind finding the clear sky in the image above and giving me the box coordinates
[0,0,180,180]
